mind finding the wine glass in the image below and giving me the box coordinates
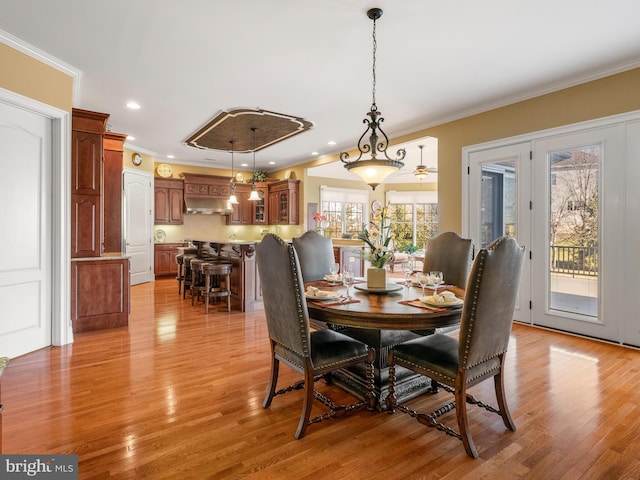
[417,272,429,297]
[430,271,444,296]
[329,262,340,281]
[401,261,413,287]
[343,269,355,300]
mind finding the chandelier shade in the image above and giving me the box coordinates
[340,7,405,190]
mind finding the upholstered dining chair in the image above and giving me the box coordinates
[256,234,375,439]
[293,230,337,330]
[292,230,336,282]
[422,231,474,289]
[387,236,525,458]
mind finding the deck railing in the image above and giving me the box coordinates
[550,245,598,277]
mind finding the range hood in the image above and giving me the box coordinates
[184,197,233,215]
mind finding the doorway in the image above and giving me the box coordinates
[0,91,71,358]
[465,112,640,345]
[124,169,153,285]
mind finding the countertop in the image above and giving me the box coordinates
[72,252,129,261]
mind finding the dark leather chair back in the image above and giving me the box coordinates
[423,232,474,288]
[257,234,311,357]
[292,230,335,282]
[458,236,525,369]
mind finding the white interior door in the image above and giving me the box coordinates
[0,101,52,358]
[532,126,625,342]
[124,169,153,285]
[467,142,531,324]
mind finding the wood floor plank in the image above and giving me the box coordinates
[2,277,640,479]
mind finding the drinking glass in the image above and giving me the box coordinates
[329,262,340,281]
[343,270,355,300]
[430,271,444,296]
[401,261,413,287]
[417,272,429,297]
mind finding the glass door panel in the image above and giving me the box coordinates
[532,126,625,341]
[468,143,531,323]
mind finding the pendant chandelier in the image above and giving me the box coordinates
[228,140,239,204]
[340,7,405,190]
[248,127,261,201]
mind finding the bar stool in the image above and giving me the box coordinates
[175,253,187,295]
[182,255,198,299]
[189,259,209,303]
[175,248,198,294]
[202,262,232,313]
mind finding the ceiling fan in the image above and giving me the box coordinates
[395,145,438,179]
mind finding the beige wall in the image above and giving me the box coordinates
[0,43,73,111]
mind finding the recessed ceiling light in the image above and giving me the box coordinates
[312,151,319,156]
[167,154,175,159]
[268,161,276,165]
[328,141,336,145]
[127,135,135,141]
[240,163,249,167]
[126,102,141,109]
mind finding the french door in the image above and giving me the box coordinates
[466,114,639,345]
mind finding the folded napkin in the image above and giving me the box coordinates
[324,274,342,282]
[305,286,333,298]
[429,290,457,304]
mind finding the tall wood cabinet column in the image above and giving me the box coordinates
[71,109,108,257]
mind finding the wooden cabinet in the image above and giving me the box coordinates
[71,109,109,257]
[71,257,130,333]
[103,132,127,253]
[154,243,186,277]
[268,179,300,225]
[252,185,269,224]
[154,178,184,225]
[226,183,270,225]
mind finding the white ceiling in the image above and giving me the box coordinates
[2,0,640,184]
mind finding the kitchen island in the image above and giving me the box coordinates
[190,240,262,312]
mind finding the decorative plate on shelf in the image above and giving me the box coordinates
[154,229,166,243]
[371,200,382,215]
[156,163,173,178]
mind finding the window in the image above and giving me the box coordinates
[320,187,369,238]
[386,191,438,250]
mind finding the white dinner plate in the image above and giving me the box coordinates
[305,291,342,301]
[419,295,463,307]
[324,274,342,283]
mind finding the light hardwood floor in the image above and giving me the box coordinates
[3,278,640,479]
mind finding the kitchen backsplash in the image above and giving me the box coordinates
[154,214,303,243]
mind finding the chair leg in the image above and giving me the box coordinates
[494,370,516,431]
[295,365,315,439]
[455,374,478,458]
[262,344,280,408]
[385,350,397,413]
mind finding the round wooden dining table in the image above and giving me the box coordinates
[305,280,465,330]
[305,279,465,410]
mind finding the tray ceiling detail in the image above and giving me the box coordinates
[184,108,313,152]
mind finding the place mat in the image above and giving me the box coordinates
[398,299,451,312]
[307,280,366,288]
[310,298,360,307]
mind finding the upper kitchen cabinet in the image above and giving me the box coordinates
[268,179,300,225]
[154,178,184,225]
[71,109,108,196]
